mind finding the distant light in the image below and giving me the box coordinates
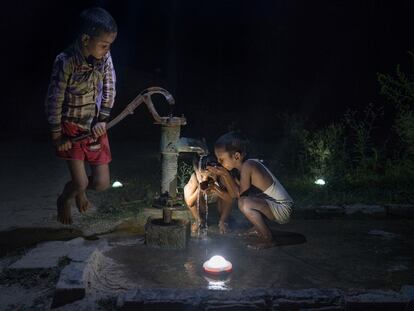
[203,255,232,274]
[314,178,326,185]
[112,181,123,188]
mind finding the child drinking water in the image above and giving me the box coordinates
[184,155,233,235]
[207,131,293,249]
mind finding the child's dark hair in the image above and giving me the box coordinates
[79,7,117,38]
[214,131,249,158]
[192,154,220,171]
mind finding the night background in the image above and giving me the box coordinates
[1,2,414,309]
[3,0,413,143]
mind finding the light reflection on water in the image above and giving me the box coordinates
[204,274,232,290]
[184,257,232,290]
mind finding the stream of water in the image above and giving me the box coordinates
[196,155,208,239]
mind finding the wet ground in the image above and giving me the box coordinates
[99,216,414,292]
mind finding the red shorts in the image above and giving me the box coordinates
[56,122,112,165]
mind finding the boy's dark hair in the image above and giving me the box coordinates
[192,154,220,171]
[214,131,249,158]
[79,7,117,38]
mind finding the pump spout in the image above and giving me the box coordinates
[177,137,208,155]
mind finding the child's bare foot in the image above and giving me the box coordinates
[75,193,91,213]
[57,195,73,225]
[218,221,231,234]
[238,226,260,237]
[191,220,201,235]
[247,238,276,250]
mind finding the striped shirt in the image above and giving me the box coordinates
[45,42,116,133]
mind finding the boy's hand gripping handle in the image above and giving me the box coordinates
[71,87,176,142]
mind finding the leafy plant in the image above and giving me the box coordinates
[377,64,414,110]
[177,160,194,195]
[305,123,345,181]
[343,103,384,176]
[277,112,309,175]
[378,54,414,175]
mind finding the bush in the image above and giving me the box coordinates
[378,56,414,177]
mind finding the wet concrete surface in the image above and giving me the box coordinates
[101,217,414,291]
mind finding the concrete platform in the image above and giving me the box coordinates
[100,218,414,291]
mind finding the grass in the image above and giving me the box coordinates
[82,139,413,219]
[92,164,413,217]
[284,175,414,207]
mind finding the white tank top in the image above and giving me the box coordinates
[252,159,293,203]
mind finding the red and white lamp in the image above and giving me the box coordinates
[203,255,232,275]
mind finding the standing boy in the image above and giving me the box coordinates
[45,7,117,224]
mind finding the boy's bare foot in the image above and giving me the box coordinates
[191,220,201,235]
[57,196,73,225]
[238,226,260,237]
[218,221,231,234]
[247,239,276,250]
[75,193,91,213]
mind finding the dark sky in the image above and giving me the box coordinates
[2,0,413,141]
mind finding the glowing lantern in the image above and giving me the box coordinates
[203,255,232,274]
[314,178,326,185]
[112,181,123,188]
